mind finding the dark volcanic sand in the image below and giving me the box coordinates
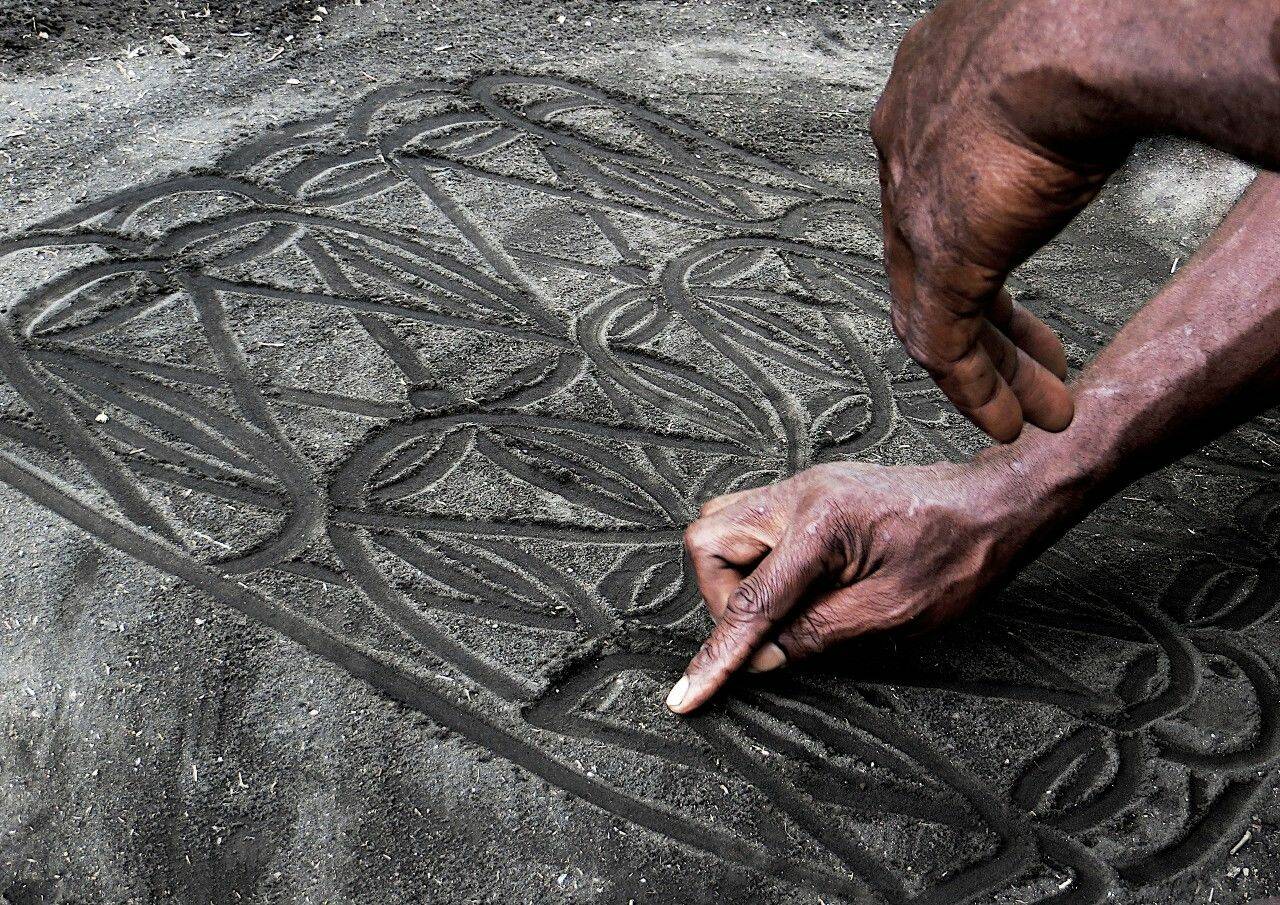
[0,0,321,74]
[0,2,1277,904]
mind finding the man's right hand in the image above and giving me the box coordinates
[871,0,1138,441]
[667,456,1062,714]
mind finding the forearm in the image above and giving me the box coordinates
[1085,0,1280,167]
[982,172,1280,536]
[989,0,1280,169]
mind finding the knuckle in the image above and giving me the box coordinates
[905,341,947,376]
[683,520,714,555]
[689,637,719,670]
[869,100,892,151]
[867,591,917,629]
[724,578,768,620]
[894,203,931,249]
[800,493,842,531]
[890,310,909,343]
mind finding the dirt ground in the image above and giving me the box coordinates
[1,2,1277,903]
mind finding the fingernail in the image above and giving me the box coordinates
[747,643,787,673]
[666,675,690,712]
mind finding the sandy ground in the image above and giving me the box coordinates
[0,2,1277,903]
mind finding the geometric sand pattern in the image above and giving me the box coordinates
[1,75,1278,902]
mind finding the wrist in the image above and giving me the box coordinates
[1065,0,1280,164]
[991,0,1280,169]
[985,0,1142,151]
[969,401,1121,547]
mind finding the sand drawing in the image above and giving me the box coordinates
[1,75,1277,902]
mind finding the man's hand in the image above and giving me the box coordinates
[669,172,1280,714]
[872,0,1133,441]
[666,459,1050,713]
[665,2,1280,713]
[873,0,1280,442]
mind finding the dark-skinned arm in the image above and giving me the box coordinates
[872,0,1280,442]
[667,172,1280,714]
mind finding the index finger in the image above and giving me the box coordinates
[666,538,825,714]
[929,338,1023,442]
[883,228,1025,440]
[907,280,1024,442]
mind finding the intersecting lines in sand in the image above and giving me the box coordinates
[1,74,1279,903]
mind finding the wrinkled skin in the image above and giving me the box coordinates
[870,0,1113,443]
[871,0,1280,444]
[676,462,1034,701]
[666,0,1280,714]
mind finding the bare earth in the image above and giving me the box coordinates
[0,2,1277,903]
